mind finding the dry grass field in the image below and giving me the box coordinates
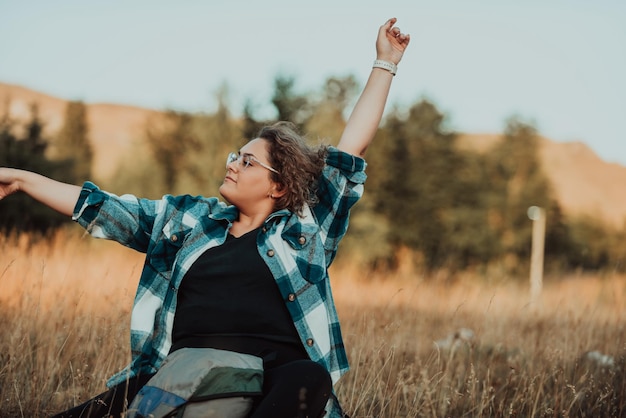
[1,230,624,417]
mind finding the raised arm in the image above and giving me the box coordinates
[0,167,81,217]
[337,17,410,157]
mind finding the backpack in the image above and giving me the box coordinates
[126,347,263,418]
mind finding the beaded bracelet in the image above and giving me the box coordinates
[372,59,397,76]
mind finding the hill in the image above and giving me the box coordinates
[457,133,626,228]
[2,81,625,228]
[0,82,160,180]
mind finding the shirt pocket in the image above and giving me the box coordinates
[282,223,326,284]
[148,225,191,278]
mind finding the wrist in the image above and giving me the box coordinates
[17,170,42,193]
[372,59,397,76]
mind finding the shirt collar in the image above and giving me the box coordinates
[207,205,239,223]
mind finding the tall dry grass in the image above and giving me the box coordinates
[1,230,625,417]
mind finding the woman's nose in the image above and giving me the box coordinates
[227,159,240,172]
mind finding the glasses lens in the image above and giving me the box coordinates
[226,152,238,168]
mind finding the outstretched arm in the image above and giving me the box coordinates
[337,17,410,157]
[0,167,81,217]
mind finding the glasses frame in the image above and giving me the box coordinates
[226,152,279,174]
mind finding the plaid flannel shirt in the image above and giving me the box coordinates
[72,146,366,417]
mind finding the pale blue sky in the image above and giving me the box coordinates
[1,1,625,164]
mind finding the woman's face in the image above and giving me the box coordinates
[219,138,280,210]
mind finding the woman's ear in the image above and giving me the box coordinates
[270,182,287,199]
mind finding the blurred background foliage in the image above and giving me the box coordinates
[2,74,625,278]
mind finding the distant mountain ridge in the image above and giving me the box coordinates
[2,81,625,229]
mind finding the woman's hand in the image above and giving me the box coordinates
[376,17,411,65]
[0,168,21,200]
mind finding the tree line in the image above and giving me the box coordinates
[2,75,625,277]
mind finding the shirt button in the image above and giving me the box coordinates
[287,293,296,302]
[306,338,314,347]
[298,236,306,245]
[267,249,275,257]
[262,226,267,233]
[171,235,178,242]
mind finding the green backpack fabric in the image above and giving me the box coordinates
[126,347,263,418]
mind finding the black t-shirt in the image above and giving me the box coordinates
[171,228,308,367]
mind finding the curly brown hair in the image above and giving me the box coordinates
[257,122,328,215]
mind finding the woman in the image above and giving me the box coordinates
[0,17,409,418]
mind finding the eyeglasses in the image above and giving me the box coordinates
[226,152,279,174]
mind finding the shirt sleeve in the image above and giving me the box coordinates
[313,146,367,262]
[72,181,161,253]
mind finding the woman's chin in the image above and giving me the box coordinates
[218,184,232,203]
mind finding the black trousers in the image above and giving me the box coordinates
[51,359,332,418]
[50,372,155,418]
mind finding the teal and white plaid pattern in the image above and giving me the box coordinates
[72,147,365,417]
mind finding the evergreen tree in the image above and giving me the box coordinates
[241,99,265,141]
[0,104,70,234]
[377,101,456,269]
[242,74,311,137]
[53,100,93,182]
[305,76,358,144]
[185,84,242,195]
[484,117,559,273]
[441,149,501,268]
[146,110,199,191]
[271,75,310,128]
[371,100,502,271]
